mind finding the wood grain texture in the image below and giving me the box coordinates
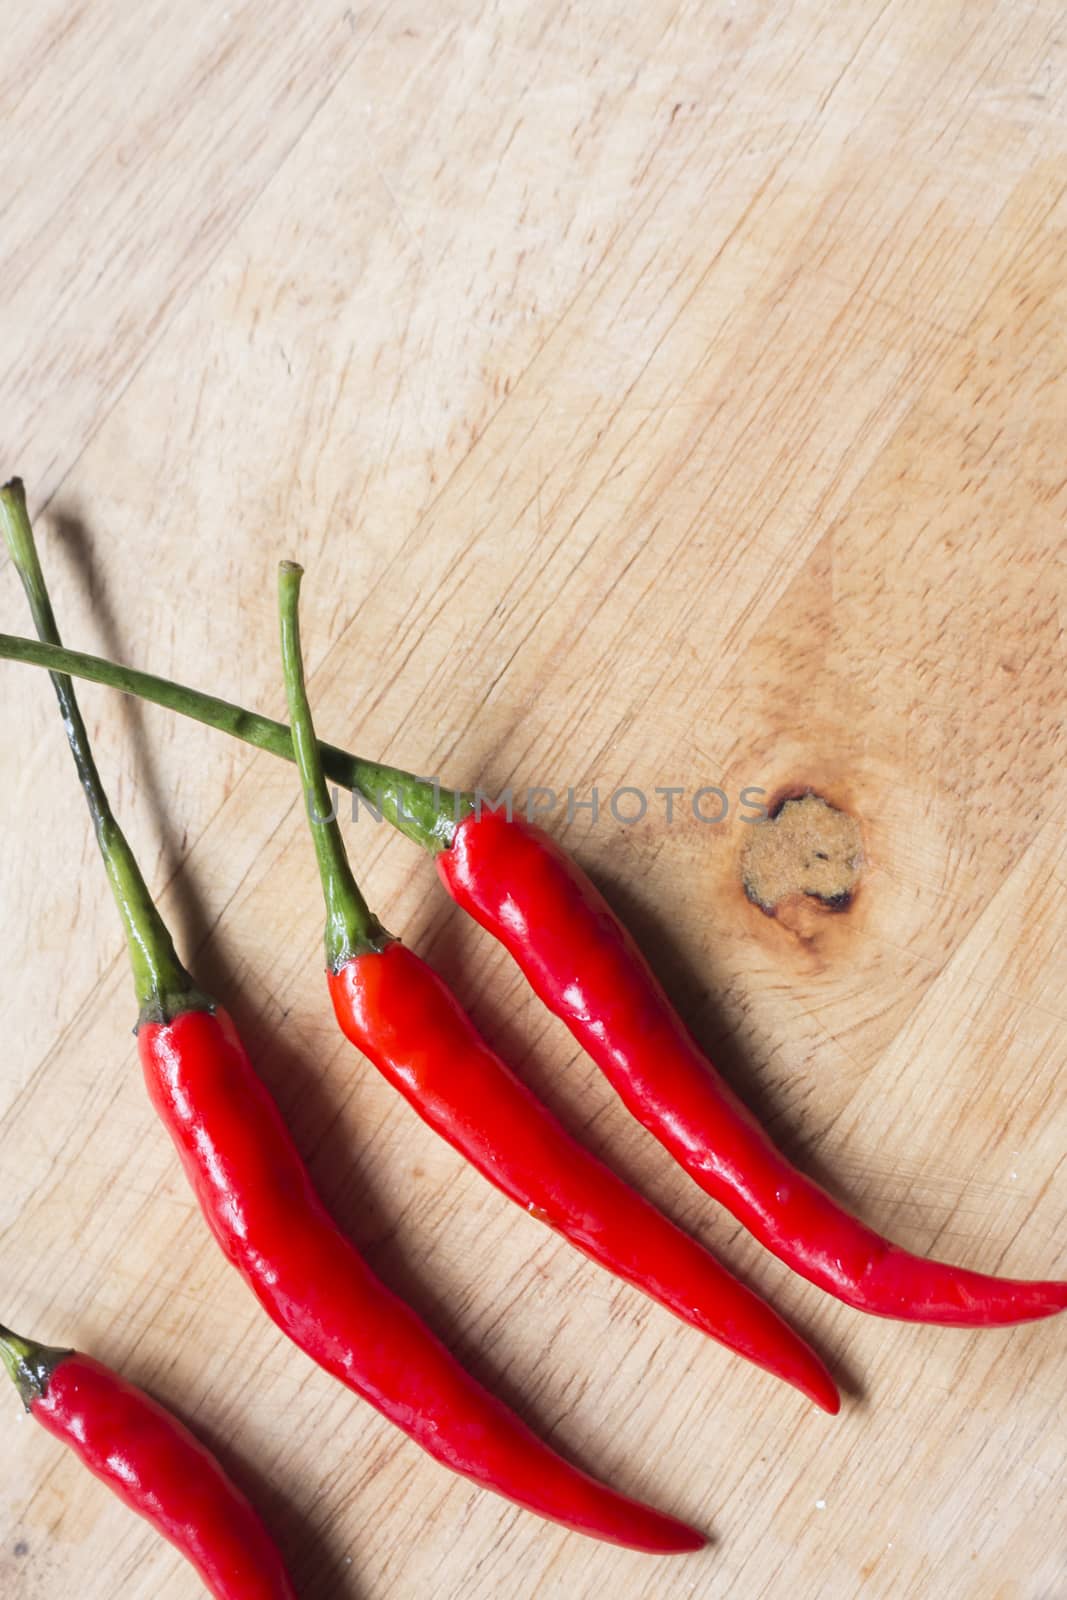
[1,1,1064,1596]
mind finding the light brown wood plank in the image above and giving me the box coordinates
[1,2,1064,1596]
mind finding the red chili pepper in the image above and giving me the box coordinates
[439,810,1067,1326]
[3,532,1059,1327]
[0,1322,297,1599]
[0,481,703,1554]
[140,1006,700,1550]
[278,563,838,1415]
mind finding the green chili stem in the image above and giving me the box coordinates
[0,637,471,854]
[0,1322,71,1410]
[0,479,201,1023]
[278,562,392,969]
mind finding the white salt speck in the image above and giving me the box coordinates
[1010,1171,1018,1181]
[815,1499,826,1510]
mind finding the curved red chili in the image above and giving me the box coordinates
[140,1004,700,1550]
[0,1323,297,1599]
[0,482,703,1554]
[278,564,838,1415]
[439,810,1067,1326]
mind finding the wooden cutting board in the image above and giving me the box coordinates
[2,3,1064,1596]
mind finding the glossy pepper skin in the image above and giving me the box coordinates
[277,561,831,1427]
[140,1003,702,1550]
[439,810,1067,1327]
[0,1331,296,1600]
[328,944,838,1412]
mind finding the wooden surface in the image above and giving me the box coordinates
[2,2,1065,1596]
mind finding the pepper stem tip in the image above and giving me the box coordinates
[277,558,393,968]
[0,480,204,1024]
[0,1323,72,1410]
